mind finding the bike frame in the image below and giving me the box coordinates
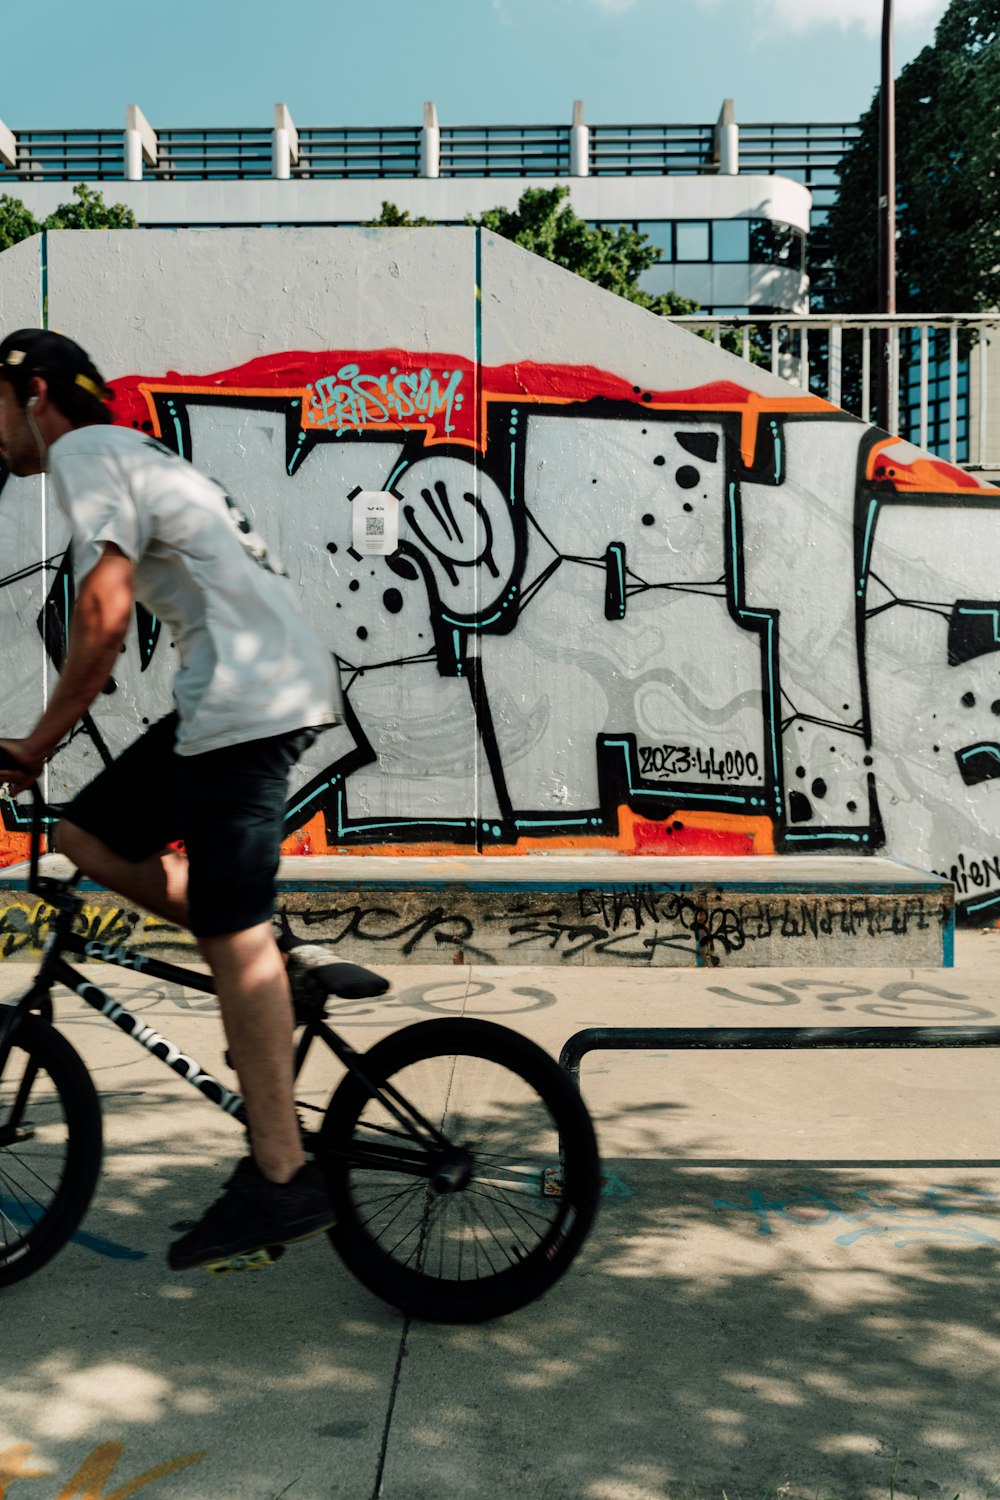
[0,787,449,1172]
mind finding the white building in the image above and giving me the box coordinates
[0,102,859,318]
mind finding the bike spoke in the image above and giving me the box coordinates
[1,1149,63,1199]
[0,1178,39,1230]
[353,1180,426,1229]
[465,1181,555,1233]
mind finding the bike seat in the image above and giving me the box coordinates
[314,958,390,1000]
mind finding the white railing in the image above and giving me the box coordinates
[672,313,1000,471]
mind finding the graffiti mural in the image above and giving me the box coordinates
[1,348,998,923]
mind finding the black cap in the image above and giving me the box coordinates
[0,328,111,404]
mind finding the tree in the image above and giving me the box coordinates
[469,186,699,317]
[43,183,137,232]
[363,200,435,228]
[0,194,41,251]
[813,0,1000,313]
[366,186,700,316]
[0,184,136,253]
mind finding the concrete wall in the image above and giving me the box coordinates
[1,227,998,924]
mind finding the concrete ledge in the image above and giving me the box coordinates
[0,855,954,968]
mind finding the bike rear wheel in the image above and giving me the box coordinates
[319,1018,600,1322]
[0,1008,103,1288]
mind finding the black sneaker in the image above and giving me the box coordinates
[167,1159,335,1272]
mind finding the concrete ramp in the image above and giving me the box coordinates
[0,225,992,945]
[0,855,953,967]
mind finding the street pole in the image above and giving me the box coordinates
[876,0,897,431]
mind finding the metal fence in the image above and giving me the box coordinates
[672,313,1000,470]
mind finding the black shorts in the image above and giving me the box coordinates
[61,712,318,939]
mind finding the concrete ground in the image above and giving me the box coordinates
[3,933,1000,1500]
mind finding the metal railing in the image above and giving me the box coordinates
[0,120,857,185]
[439,125,570,177]
[152,128,272,180]
[296,128,421,179]
[2,129,124,180]
[672,313,1000,470]
[589,123,716,175]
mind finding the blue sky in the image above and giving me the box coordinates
[1,0,950,131]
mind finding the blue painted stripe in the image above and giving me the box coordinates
[441,609,504,629]
[859,497,879,593]
[786,832,864,843]
[286,782,330,820]
[73,1227,147,1260]
[957,606,1000,643]
[728,482,742,608]
[40,230,48,327]
[942,910,955,967]
[275,877,950,896]
[338,820,473,835]
[959,744,1000,765]
[515,817,593,828]
[964,892,1000,915]
[0,1197,146,1261]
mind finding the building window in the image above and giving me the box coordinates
[749,220,805,270]
[675,221,710,261]
[711,220,750,263]
[636,221,671,261]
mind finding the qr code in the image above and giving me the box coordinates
[365,516,385,537]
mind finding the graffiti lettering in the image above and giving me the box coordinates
[0,901,139,959]
[936,850,1000,896]
[638,744,761,781]
[5,347,999,925]
[0,1442,204,1500]
[306,364,464,435]
[707,977,993,1020]
[714,1183,1000,1248]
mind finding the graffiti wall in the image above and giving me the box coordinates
[0,228,998,923]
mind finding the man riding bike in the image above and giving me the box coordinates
[0,328,345,1272]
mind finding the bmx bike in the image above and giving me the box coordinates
[0,780,600,1322]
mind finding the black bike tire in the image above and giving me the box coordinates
[318,1017,600,1323]
[0,1009,103,1289]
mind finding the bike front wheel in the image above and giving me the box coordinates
[0,1008,103,1288]
[319,1018,600,1322]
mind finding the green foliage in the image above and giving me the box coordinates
[362,186,701,316]
[0,193,41,251]
[813,0,1000,312]
[362,200,435,228]
[468,185,700,317]
[0,185,136,254]
[43,183,137,231]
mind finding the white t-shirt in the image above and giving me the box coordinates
[47,424,343,756]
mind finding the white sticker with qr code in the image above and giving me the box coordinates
[352,490,399,556]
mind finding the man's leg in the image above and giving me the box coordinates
[55,820,190,927]
[197,922,303,1184]
[57,721,334,1268]
[57,820,304,1186]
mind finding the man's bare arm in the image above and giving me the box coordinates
[0,542,135,790]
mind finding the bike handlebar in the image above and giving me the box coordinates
[0,754,45,896]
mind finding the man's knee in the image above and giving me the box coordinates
[52,818,79,860]
[53,818,101,874]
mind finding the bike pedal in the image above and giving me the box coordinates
[203,1243,286,1276]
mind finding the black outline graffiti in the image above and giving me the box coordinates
[3,387,998,925]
